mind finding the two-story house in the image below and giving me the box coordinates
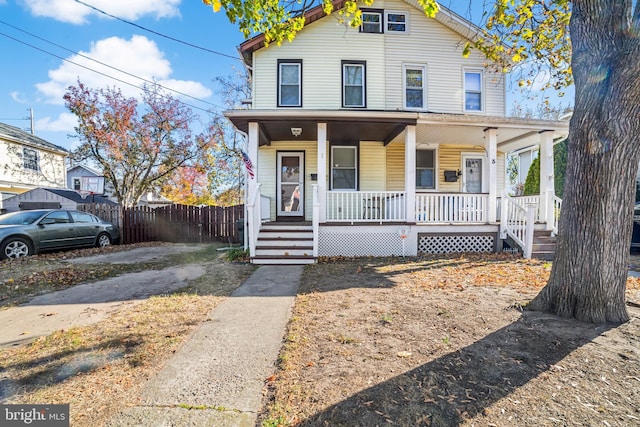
[227,0,569,264]
[0,122,68,210]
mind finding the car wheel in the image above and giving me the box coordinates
[96,233,111,248]
[1,237,33,260]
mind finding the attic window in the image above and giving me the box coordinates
[386,11,408,32]
[23,148,39,171]
[360,10,383,33]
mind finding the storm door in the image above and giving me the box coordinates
[462,155,484,193]
[277,152,304,218]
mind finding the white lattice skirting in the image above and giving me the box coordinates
[418,234,495,254]
[319,227,409,257]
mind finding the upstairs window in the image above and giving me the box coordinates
[342,61,366,108]
[278,60,302,107]
[360,10,383,33]
[404,65,425,109]
[331,146,358,190]
[73,178,81,190]
[464,70,483,112]
[416,149,436,189]
[386,11,408,32]
[23,148,39,171]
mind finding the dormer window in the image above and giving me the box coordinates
[360,10,383,33]
[278,60,302,107]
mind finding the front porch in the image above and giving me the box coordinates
[230,111,568,263]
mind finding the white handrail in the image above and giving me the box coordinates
[312,185,319,257]
[246,183,262,257]
[502,195,536,258]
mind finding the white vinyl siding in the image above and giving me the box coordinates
[382,0,504,115]
[360,141,386,191]
[251,0,504,115]
[385,140,405,191]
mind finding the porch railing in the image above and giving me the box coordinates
[512,195,541,222]
[415,193,488,223]
[326,191,406,223]
[500,195,536,259]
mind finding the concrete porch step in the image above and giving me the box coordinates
[251,255,316,265]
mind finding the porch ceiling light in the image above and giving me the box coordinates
[291,127,302,137]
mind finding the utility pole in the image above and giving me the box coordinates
[28,108,34,135]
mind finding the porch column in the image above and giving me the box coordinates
[247,122,259,201]
[317,123,327,222]
[405,125,416,223]
[539,130,555,230]
[484,127,498,223]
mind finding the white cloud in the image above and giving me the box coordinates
[36,35,211,105]
[23,0,181,25]
[10,91,27,104]
[36,112,78,132]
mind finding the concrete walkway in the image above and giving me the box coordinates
[107,265,303,427]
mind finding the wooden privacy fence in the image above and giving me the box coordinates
[79,203,244,245]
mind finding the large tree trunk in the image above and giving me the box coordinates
[528,0,640,323]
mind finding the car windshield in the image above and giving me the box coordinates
[0,211,45,225]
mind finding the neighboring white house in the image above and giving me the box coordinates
[227,0,569,264]
[67,164,115,199]
[0,122,68,209]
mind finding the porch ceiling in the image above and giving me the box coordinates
[225,110,417,145]
[225,110,569,150]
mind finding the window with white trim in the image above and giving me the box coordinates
[464,70,483,112]
[23,147,39,171]
[404,65,425,109]
[360,10,383,33]
[278,60,302,107]
[416,149,436,189]
[342,61,366,108]
[386,11,408,32]
[331,146,357,190]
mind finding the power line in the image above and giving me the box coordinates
[0,19,222,111]
[0,31,221,114]
[74,0,242,62]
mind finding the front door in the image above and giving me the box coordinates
[462,155,484,193]
[277,152,304,219]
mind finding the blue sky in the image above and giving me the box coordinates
[0,0,246,151]
[0,0,572,153]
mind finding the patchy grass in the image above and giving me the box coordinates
[259,254,640,427]
[0,242,235,307]
[0,244,255,426]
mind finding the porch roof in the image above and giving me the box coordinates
[225,109,569,151]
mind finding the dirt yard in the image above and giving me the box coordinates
[260,254,640,427]
[2,248,639,426]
